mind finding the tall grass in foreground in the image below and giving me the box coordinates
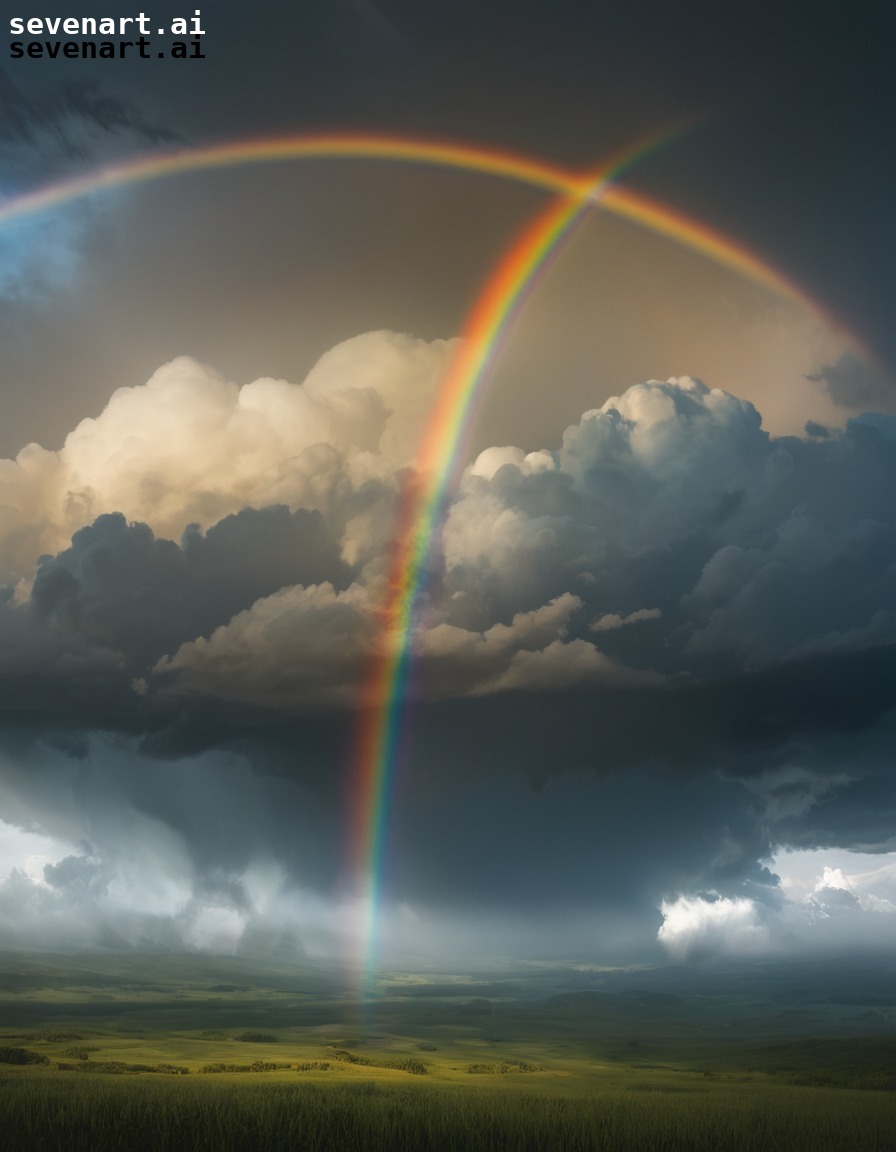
[2,1075,895,1152]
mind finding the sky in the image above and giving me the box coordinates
[0,0,894,971]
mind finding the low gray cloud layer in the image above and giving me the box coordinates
[0,338,893,959]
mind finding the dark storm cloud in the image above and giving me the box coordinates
[0,70,177,163]
[0,502,354,752]
[31,505,349,668]
[0,735,347,953]
[0,364,892,959]
[0,67,179,310]
[807,351,896,413]
[438,381,896,677]
[0,65,178,215]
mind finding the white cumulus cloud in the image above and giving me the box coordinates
[0,332,455,585]
[658,896,771,960]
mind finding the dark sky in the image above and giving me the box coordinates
[0,0,893,966]
[14,0,889,358]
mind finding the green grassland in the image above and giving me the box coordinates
[0,951,894,1151]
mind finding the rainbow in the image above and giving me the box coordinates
[349,190,601,979]
[0,131,847,333]
[346,135,707,983]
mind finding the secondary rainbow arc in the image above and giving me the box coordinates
[0,131,852,340]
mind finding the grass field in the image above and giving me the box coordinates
[0,951,893,1151]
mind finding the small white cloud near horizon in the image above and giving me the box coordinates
[659,848,896,960]
[658,895,770,959]
[0,818,76,885]
[777,847,896,912]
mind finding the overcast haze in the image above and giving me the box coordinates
[0,0,893,972]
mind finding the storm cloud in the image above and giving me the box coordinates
[0,335,893,959]
[808,351,896,413]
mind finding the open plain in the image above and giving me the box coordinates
[1,951,893,1151]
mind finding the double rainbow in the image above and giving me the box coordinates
[0,130,856,986]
